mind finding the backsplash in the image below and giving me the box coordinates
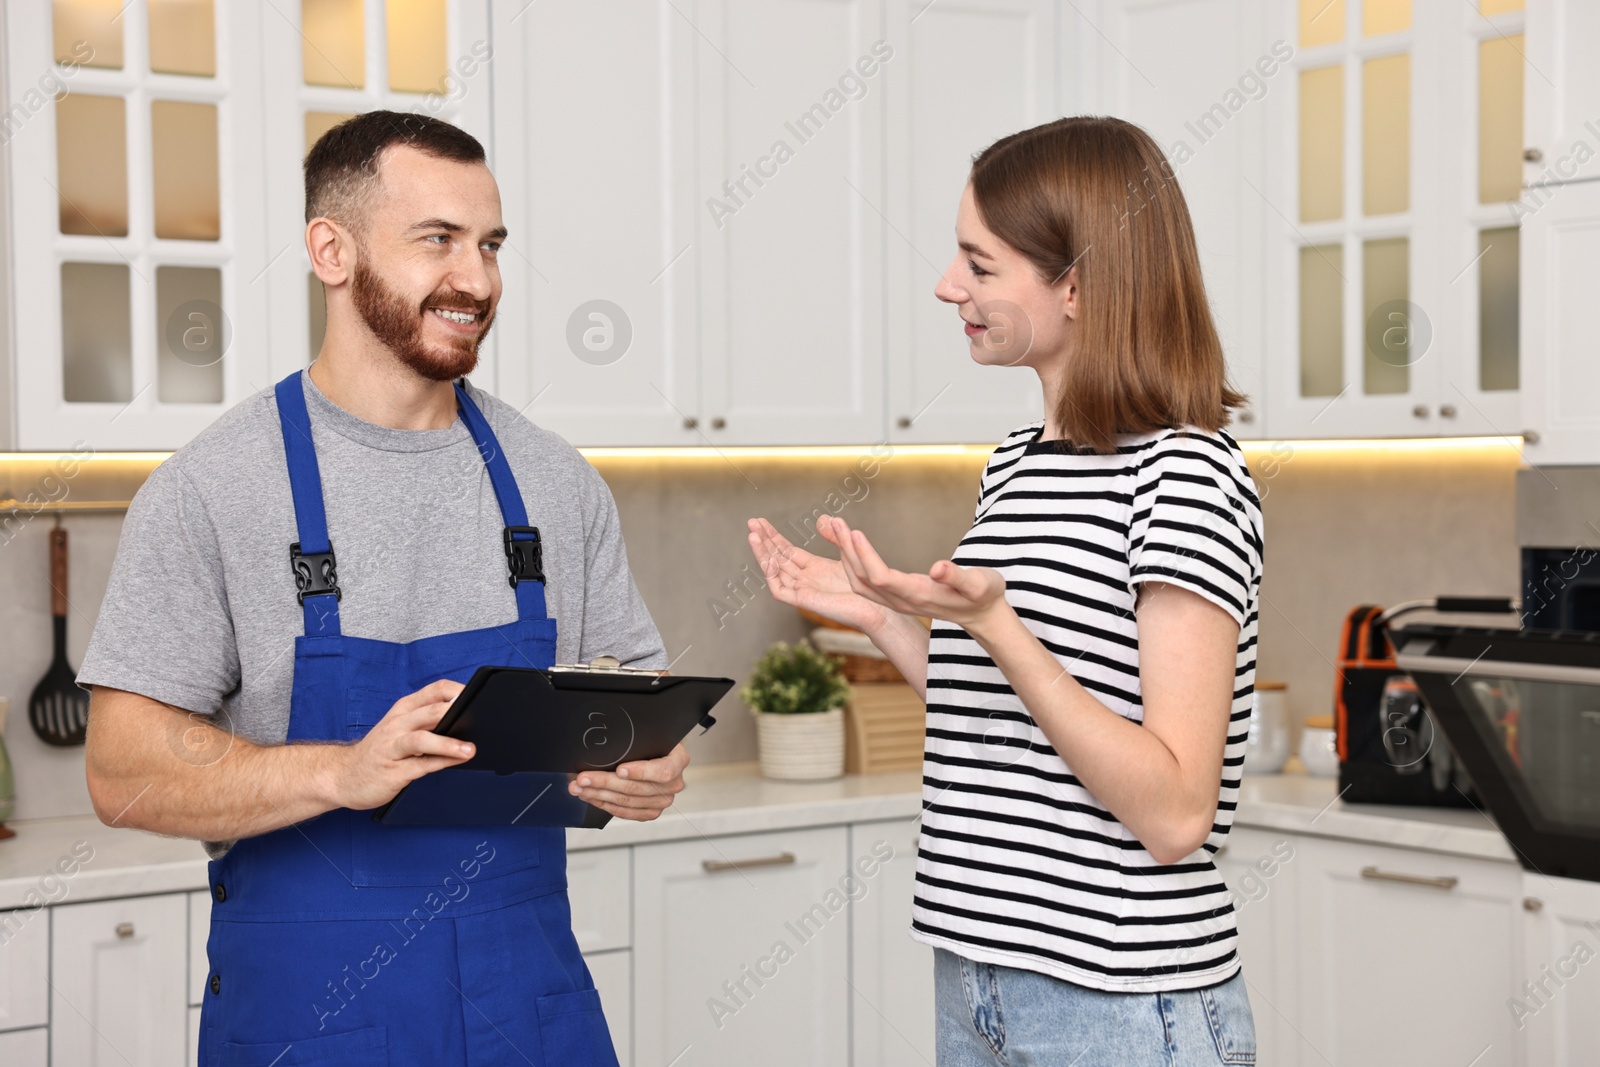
[0,439,1523,821]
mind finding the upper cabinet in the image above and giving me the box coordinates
[1261,0,1526,441]
[2,0,489,453]
[0,2,1571,451]
[5,1,269,451]
[491,0,1081,448]
[1106,0,1276,434]
[1518,0,1600,465]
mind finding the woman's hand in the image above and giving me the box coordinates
[830,515,1011,635]
[746,516,894,634]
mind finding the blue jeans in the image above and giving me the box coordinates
[934,948,1257,1066]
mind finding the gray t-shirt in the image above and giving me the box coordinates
[78,370,666,855]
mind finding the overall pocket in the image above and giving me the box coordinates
[536,987,620,1067]
[219,1024,388,1066]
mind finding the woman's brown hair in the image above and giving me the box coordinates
[970,116,1245,453]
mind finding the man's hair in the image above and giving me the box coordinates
[303,110,486,229]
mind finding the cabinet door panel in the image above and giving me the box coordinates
[587,949,632,1067]
[488,0,698,446]
[568,847,631,954]
[51,894,189,1067]
[696,0,887,445]
[1112,0,1271,432]
[1294,837,1520,1067]
[848,819,932,1067]
[1520,873,1600,1067]
[0,908,48,1032]
[188,889,210,1007]
[1213,826,1299,1067]
[633,825,849,1066]
[884,0,1056,445]
[1518,181,1600,465]
[0,1027,47,1067]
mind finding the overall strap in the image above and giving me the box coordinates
[453,380,550,621]
[275,372,343,637]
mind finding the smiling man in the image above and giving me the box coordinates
[77,111,680,1066]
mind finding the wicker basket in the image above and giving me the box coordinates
[844,682,925,774]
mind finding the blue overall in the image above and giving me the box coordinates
[197,371,619,1066]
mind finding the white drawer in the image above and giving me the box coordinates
[188,889,212,1007]
[586,950,631,1067]
[0,1026,47,1067]
[0,909,48,1032]
[568,847,630,953]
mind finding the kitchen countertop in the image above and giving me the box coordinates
[0,764,1516,910]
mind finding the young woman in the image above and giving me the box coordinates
[747,116,1263,1065]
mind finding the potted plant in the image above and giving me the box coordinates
[742,639,851,780]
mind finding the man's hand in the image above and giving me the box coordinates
[569,742,689,821]
[325,679,476,811]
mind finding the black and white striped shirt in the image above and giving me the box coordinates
[910,421,1264,992]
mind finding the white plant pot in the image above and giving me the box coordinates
[752,706,845,780]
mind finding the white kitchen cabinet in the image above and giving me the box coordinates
[568,846,631,954]
[1110,0,1271,434]
[632,825,849,1067]
[694,0,888,447]
[881,0,1057,446]
[1213,826,1299,1067]
[487,0,699,447]
[1523,0,1600,190]
[848,819,932,1067]
[187,1007,200,1067]
[1292,835,1522,1067]
[0,908,48,1032]
[0,1027,48,1067]
[50,893,189,1067]
[1517,178,1600,466]
[187,889,210,1006]
[587,949,632,1067]
[1518,872,1600,1067]
[1,4,272,451]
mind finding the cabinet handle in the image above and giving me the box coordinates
[1359,866,1458,890]
[1524,897,1544,912]
[1522,429,1541,446]
[683,416,698,430]
[896,416,912,429]
[115,922,135,939]
[703,851,796,873]
[1524,147,1544,163]
[1411,404,1429,419]
[710,416,727,430]
[1237,410,1254,425]
[1439,404,1457,418]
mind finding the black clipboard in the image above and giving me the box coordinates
[373,664,734,829]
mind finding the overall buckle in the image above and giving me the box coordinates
[503,525,545,587]
[289,542,341,604]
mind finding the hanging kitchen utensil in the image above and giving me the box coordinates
[29,524,89,746]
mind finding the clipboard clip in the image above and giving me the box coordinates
[549,655,664,676]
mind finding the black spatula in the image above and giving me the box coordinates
[30,526,89,746]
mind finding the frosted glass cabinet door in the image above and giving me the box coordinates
[3,4,269,450]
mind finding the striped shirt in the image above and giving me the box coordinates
[909,420,1264,993]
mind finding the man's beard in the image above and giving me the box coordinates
[350,257,495,383]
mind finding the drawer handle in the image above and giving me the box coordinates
[1360,866,1458,890]
[703,852,796,873]
[115,922,135,939]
